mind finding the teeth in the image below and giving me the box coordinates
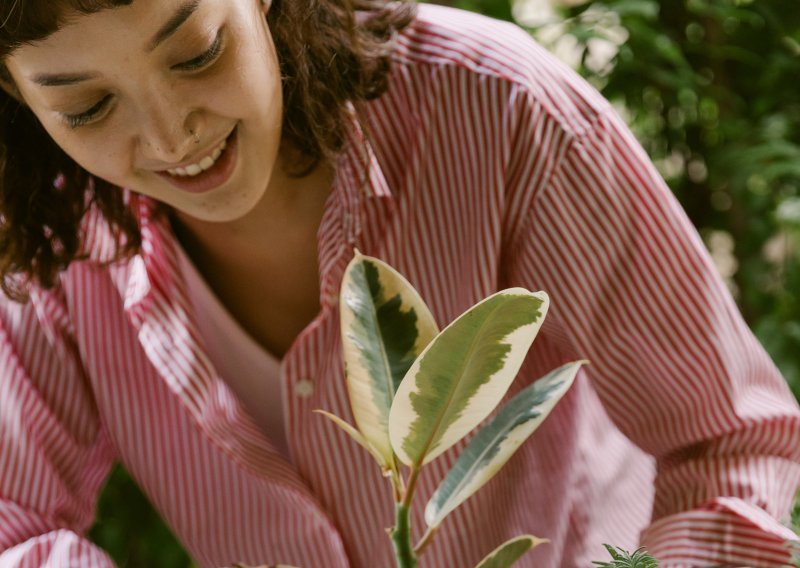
[166,139,227,177]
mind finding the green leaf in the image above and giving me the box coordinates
[340,251,439,467]
[592,545,659,567]
[608,0,660,21]
[232,564,300,568]
[425,361,584,529]
[389,288,549,467]
[473,535,548,568]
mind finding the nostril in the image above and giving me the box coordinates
[143,138,186,161]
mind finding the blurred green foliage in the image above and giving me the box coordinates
[89,465,193,567]
[514,0,800,395]
[90,1,800,565]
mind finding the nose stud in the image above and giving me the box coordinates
[188,127,200,145]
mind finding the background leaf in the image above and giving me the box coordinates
[592,544,659,567]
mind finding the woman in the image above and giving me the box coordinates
[1,0,798,566]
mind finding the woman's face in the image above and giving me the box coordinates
[5,0,283,223]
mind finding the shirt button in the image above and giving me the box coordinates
[295,378,315,398]
[326,292,339,307]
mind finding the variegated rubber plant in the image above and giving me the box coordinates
[316,251,586,568]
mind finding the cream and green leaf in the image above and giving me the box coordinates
[339,251,439,467]
[424,361,585,529]
[327,253,580,567]
[389,289,549,467]
[474,535,549,568]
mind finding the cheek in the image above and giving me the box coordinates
[226,25,282,110]
[30,112,124,181]
[56,133,130,184]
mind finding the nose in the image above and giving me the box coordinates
[135,91,202,165]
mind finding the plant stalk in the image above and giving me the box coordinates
[402,466,421,508]
[390,502,417,568]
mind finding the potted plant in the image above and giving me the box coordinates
[316,251,584,567]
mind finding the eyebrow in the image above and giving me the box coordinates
[146,0,202,53]
[31,72,100,87]
[30,0,202,87]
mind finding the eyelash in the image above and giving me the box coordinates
[64,95,112,129]
[62,31,225,129]
[174,31,224,72]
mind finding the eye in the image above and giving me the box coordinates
[62,94,112,129]
[174,30,224,72]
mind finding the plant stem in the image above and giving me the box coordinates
[390,502,417,568]
[389,458,406,503]
[402,466,421,508]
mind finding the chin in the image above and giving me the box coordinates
[173,187,267,224]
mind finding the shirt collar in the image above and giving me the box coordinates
[339,102,393,201]
[313,104,397,305]
[330,103,394,244]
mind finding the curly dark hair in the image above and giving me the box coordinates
[0,0,416,301]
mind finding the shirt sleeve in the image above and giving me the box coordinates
[505,99,800,566]
[0,286,117,567]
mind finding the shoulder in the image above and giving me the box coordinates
[392,4,613,138]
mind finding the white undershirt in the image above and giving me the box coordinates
[175,240,291,460]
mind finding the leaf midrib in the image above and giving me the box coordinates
[412,305,508,466]
[362,265,396,425]
[433,406,539,524]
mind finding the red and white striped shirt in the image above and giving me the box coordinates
[2,5,799,567]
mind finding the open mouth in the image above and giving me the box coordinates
[166,137,228,177]
[156,126,239,194]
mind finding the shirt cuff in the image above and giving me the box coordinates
[640,497,798,567]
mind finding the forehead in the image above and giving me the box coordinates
[0,0,133,58]
[5,0,207,76]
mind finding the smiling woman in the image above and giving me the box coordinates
[2,0,800,566]
[0,0,414,299]
[7,0,283,228]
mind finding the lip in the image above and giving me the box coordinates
[155,126,238,194]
